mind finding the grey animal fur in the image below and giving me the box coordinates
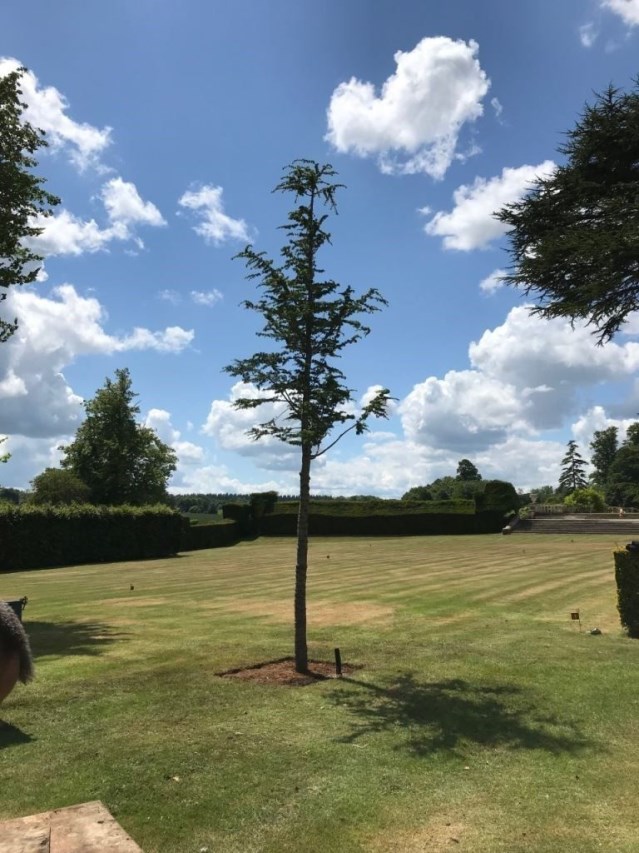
[0,601,34,683]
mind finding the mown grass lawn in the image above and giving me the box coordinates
[0,534,637,852]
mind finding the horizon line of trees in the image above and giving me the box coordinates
[6,368,178,508]
[529,424,639,510]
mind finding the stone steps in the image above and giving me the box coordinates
[516,518,639,535]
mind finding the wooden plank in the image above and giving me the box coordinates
[0,801,143,853]
[0,812,49,853]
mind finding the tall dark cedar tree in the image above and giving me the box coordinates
[227,161,391,673]
[61,368,177,505]
[498,81,639,342]
[0,66,59,342]
[558,440,588,495]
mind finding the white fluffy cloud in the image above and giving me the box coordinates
[30,178,166,257]
[29,209,124,256]
[156,289,224,307]
[171,464,282,495]
[118,326,194,353]
[571,406,637,451]
[351,307,639,489]
[100,177,166,227]
[158,289,181,305]
[178,185,251,245]
[325,37,490,179]
[470,306,639,389]
[191,289,223,307]
[602,0,639,26]
[0,57,112,171]
[187,309,639,495]
[479,268,506,295]
[579,22,599,47]
[201,381,395,475]
[201,381,299,470]
[393,305,639,463]
[424,161,556,250]
[286,432,567,497]
[490,97,503,118]
[0,434,68,491]
[0,284,194,438]
[400,369,526,452]
[145,408,180,443]
[467,307,639,431]
[144,408,205,469]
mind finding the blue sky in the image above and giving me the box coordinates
[2,0,639,496]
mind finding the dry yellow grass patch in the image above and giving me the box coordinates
[211,598,395,627]
[368,819,469,852]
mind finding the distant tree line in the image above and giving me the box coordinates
[528,424,639,511]
[590,424,639,508]
[402,459,519,514]
[2,369,177,508]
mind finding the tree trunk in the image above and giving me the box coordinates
[295,443,312,673]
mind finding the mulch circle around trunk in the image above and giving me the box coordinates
[218,657,356,686]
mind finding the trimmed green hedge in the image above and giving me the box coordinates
[614,549,639,637]
[271,499,476,517]
[221,502,253,535]
[260,509,503,536]
[0,504,183,572]
[180,519,240,551]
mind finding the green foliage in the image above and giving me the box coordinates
[408,475,484,502]
[271,499,475,517]
[249,490,278,520]
[28,467,91,505]
[0,486,22,504]
[260,509,503,536]
[499,80,639,342]
[614,550,639,638]
[405,470,516,506]
[226,160,391,671]
[606,443,639,507]
[180,518,240,551]
[476,480,520,513]
[187,499,218,514]
[259,498,500,535]
[558,440,588,495]
[598,423,639,507]
[0,66,60,342]
[456,458,482,481]
[563,487,605,512]
[624,423,639,446]
[0,504,182,571]
[3,537,639,851]
[61,368,177,505]
[530,484,562,504]
[401,486,433,501]
[170,493,238,513]
[219,494,278,536]
[226,161,391,455]
[221,502,253,536]
[589,426,618,488]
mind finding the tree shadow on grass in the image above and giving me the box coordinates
[26,620,130,660]
[328,674,590,757]
[0,720,33,750]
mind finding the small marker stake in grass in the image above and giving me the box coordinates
[571,610,581,630]
[334,647,342,677]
